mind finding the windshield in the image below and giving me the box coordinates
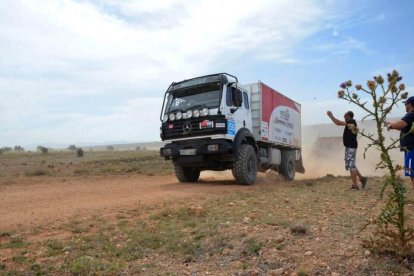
[166,83,221,113]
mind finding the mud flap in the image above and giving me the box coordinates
[295,156,305,174]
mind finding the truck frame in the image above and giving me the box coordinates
[160,73,305,185]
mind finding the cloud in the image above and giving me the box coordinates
[0,0,361,146]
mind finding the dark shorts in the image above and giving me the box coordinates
[345,147,357,171]
[404,150,414,177]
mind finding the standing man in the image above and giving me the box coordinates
[327,110,368,189]
[387,96,414,188]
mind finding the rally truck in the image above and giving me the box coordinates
[160,73,305,185]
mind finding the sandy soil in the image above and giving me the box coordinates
[0,172,268,231]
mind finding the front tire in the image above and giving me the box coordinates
[280,151,295,181]
[232,144,257,185]
[174,163,200,182]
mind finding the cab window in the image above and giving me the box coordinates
[243,92,249,110]
[226,87,243,107]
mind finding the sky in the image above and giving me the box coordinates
[0,0,413,148]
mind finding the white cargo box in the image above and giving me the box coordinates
[244,82,301,149]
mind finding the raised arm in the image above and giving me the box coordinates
[387,120,408,130]
[327,111,346,126]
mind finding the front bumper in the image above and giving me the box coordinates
[160,138,233,169]
[161,138,232,158]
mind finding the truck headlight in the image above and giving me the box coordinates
[162,114,168,122]
[176,112,182,120]
[207,144,219,152]
[193,109,200,118]
[186,110,193,118]
[169,113,175,121]
[201,108,209,116]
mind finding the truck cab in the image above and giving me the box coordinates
[160,73,304,185]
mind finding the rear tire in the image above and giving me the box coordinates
[174,163,200,182]
[280,151,295,181]
[233,144,257,185]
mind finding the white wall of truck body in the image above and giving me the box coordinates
[244,81,302,149]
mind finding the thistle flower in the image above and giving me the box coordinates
[379,97,386,104]
[391,70,399,78]
[367,80,376,90]
[346,80,352,87]
[401,92,409,99]
[390,85,398,93]
[395,165,404,171]
[399,83,406,91]
[338,90,345,98]
[340,82,347,89]
[352,93,358,99]
[375,75,384,84]
[385,107,392,114]
[355,84,362,90]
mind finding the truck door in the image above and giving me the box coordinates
[225,86,251,140]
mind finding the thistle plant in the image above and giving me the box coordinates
[337,70,414,256]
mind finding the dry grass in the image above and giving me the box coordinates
[0,150,173,182]
[1,151,414,274]
[1,173,414,274]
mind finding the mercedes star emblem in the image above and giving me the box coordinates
[183,122,192,134]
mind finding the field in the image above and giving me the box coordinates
[1,150,414,275]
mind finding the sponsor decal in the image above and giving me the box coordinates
[199,120,214,129]
[261,121,269,139]
[227,120,236,136]
[280,109,289,121]
[216,123,225,128]
[168,124,174,129]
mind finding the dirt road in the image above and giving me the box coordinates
[0,172,272,230]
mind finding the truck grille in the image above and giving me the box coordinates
[161,115,226,140]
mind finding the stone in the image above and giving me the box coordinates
[364,250,371,256]
[276,236,285,243]
[269,268,284,275]
[304,251,313,256]
[62,246,73,252]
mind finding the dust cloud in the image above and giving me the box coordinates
[299,124,404,180]
[200,170,235,181]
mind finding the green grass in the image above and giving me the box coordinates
[0,236,28,249]
[245,238,263,255]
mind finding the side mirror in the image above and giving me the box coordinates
[231,88,243,107]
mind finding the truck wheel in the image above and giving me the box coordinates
[174,163,200,182]
[280,151,295,181]
[233,144,257,185]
